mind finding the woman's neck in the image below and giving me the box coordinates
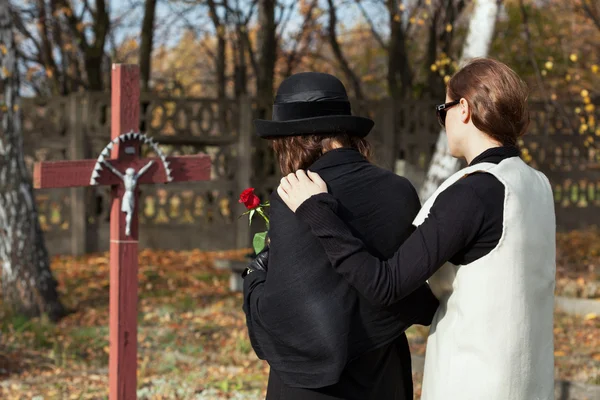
[463,132,503,165]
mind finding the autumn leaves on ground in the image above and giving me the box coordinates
[1,230,599,400]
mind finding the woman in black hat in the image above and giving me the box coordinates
[242,72,439,400]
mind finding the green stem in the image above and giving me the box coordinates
[257,208,270,229]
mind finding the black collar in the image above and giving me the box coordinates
[309,148,369,172]
[469,146,521,166]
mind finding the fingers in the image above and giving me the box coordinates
[278,169,327,211]
[286,172,299,185]
[277,185,289,200]
[295,169,309,183]
[307,170,327,190]
[280,176,292,192]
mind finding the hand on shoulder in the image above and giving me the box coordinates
[277,170,328,212]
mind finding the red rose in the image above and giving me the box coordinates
[239,187,261,210]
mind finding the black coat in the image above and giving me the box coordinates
[243,148,439,400]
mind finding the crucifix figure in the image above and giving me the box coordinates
[101,160,154,236]
[33,64,212,400]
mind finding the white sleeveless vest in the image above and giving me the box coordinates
[415,157,556,400]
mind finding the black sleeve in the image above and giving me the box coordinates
[242,270,268,359]
[241,193,353,388]
[295,183,486,307]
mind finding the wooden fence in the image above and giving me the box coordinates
[21,93,600,256]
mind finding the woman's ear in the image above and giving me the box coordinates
[459,98,471,124]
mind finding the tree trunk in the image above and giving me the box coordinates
[37,0,61,95]
[425,7,443,98]
[56,0,109,91]
[387,0,413,99]
[86,0,109,91]
[140,0,158,91]
[256,0,277,117]
[207,0,227,130]
[234,23,248,97]
[326,0,364,99]
[0,2,66,322]
[419,0,500,201]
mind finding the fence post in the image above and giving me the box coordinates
[235,95,252,250]
[68,94,88,255]
[379,98,396,171]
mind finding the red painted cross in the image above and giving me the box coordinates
[33,64,212,399]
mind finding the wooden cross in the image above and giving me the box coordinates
[33,64,212,399]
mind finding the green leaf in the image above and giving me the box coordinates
[253,231,267,254]
[248,209,255,226]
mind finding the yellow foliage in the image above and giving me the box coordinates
[545,61,553,70]
[445,24,453,33]
[363,74,375,82]
[581,89,589,97]
[26,66,40,81]
[60,6,72,17]
[569,53,578,62]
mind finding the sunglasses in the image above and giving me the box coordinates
[436,100,460,128]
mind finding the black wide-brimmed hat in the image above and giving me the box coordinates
[254,72,374,139]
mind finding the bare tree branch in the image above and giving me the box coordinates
[581,0,600,32]
[326,0,365,99]
[276,1,297,40]
[284,0,318,76]
[11,9,43,57]
[353,0,386,49]
[55,0,90,51]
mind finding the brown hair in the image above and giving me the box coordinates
[272,134,371,175]
[447,58,530,146]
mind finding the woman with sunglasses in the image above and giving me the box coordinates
[276,58,556,400]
